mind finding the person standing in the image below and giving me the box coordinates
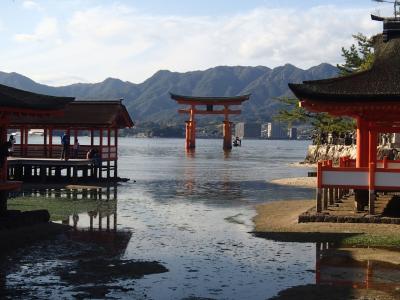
[61,131,70,161]
[73,137,80,158]
[8,134,16,156]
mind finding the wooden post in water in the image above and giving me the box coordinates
[316,162,323,213]
[323,188,328,210]
[107,128,111,179]
[369,162,376,215]
[114,128,118,179]
[223,105,232,151]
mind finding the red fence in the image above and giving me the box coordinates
[12,144,117,161]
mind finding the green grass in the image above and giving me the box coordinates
[252,231,400,248]
[8,196,116,221]
[340,234,400,248]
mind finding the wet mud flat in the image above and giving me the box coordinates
[271,284,397,300]
[0,232,168,299]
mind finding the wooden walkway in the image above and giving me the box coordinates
[8,157,92,166]
[7,157,110,183]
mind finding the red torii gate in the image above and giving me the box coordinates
[170,93,250,151]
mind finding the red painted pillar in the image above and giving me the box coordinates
[20,127,24,157]
[99,129,103,178]
[114,128,118,179]
[185,121,190,149]
[49,128,53,158]
[368,128,377,165]
[107,128,111,157]
[356,118,369,168]
[223,120,232,150]
[355,118,370,211]
[44,127,48,157]
[1,124,7,181]
[90,129,94,147]
[186,106,196,150]
[99,129,103,158]
[24,127,28,157]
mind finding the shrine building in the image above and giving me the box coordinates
[289,17,400,215]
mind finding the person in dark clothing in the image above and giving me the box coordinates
[0,142,11,169]
[8,134,15,155]
[60,132,70,161]
[388,149,398,160]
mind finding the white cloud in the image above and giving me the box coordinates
[14,17,59,42]
[5,4,382,85]
[22,0,42,11]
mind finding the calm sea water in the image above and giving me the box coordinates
[112,138,316,299]
[6,138,318,299]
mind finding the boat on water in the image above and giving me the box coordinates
[233,137,242,147]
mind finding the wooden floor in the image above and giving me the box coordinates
[6,156,115,182]
[8,157,92,166]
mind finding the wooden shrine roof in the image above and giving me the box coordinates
[289,34,400,104]
[170,93,251,105]
[9,100,134,129]
[0,84,74,114]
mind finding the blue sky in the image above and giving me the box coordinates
[0,0,390,85]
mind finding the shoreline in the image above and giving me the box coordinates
[252,198,400,248]
[269,177,316,188]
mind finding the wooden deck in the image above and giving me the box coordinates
[7,156,115,183]
[8,157,92,166]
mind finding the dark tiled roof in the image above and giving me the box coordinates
[0,84,74,111]
[170,93,251,104]
[10,100,134,128]
[289,35,400,102]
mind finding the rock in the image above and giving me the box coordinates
[305,144,398,164]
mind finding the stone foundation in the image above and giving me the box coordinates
[305,144,399,164]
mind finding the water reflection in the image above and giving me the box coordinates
[316,243,400,294]
[15,185,118,201]
[0,185,158,298]
[138,179,313,207]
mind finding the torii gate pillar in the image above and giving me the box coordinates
[185,108,196,149]
[223,120,233,151]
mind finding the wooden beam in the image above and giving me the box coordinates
[176,100,245,106]
[178,109,241,115]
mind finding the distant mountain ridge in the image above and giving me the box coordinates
[0,63,338,124]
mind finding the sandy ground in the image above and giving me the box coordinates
[253,200,400,248]
[254,199,400,236]
[289,162,316,168]
[270,284,397,300]
[270,177,316,188]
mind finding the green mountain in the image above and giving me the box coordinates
[0,64,337,124]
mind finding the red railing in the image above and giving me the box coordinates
[11,144,117,161]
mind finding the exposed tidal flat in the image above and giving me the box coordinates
[2,138,400,299]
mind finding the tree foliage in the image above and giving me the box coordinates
[337,33,375,76]
[276,33,375,143]
[275,98,355,143]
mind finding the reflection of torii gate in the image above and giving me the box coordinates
[170,93,250,151]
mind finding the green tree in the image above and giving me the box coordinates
[275,98,355,144]
[276,33,375,143]
[337,33,375,75]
